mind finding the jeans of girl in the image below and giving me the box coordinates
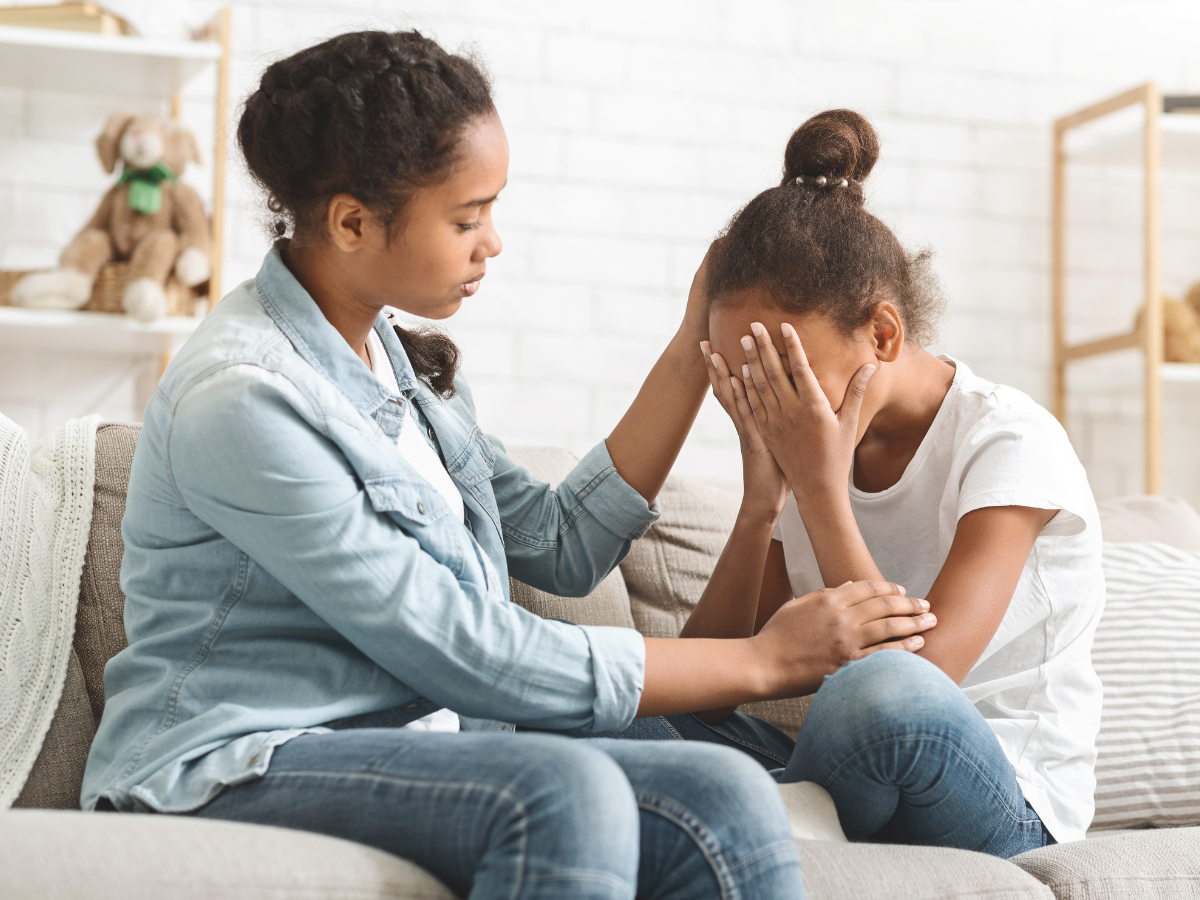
[567,650,1057,860]
[188,730,803,900]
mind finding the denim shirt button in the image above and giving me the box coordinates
[417,501,426,515]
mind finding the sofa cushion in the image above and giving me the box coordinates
[503,446,635,629]
[0,809,455,899]
[73,422,139,723]
[797,839,1053,900]
[1014,827,1200,900]
[1090,541,1200,830]
[619,472,813,737]
[1097,494,1200,550]
[11,649,95,810]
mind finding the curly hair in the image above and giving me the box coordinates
[238,30,494,397]
[707,109,945,346]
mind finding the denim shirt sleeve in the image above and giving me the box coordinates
[166,365,645,732]
[487,435,661,598]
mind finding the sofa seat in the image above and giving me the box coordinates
[0,808,455,900]
[1014,827,1200,900]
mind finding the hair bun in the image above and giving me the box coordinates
[781,109,879,186]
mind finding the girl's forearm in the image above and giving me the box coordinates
[606,333,708,504]
[679,508,778,640]
[795,491,884,587]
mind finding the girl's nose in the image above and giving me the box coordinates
[479,226,502,260]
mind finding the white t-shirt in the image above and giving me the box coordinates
[366,327,462,734]
[773,357,1104,842]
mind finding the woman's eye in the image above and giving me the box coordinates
[459,222,480,231]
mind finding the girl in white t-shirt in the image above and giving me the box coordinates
[676,109,1104,855]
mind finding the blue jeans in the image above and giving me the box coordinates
[573,651,1055,859]
[187,729,803,900]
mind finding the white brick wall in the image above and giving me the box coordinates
[4,0,1200,508]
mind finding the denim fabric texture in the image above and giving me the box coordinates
[571,652,1056,859]
[191,729,805,900]
[81,246,657,813]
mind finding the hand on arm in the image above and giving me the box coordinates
[918,505,1058,683]
[738,321,882,586]
[605,251,713,504]
[639,580,934,718]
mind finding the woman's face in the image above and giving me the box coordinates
[367,113,508,320]
[708,289,880,415]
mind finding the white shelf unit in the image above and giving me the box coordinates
[0,13,230,427]
[0,23,221,98]
[1052,82,1200,495]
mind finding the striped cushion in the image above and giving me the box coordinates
[1092,541,1200,830]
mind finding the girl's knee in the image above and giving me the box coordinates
[807,650,973,737]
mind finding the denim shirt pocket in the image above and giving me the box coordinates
[362,474,467,577]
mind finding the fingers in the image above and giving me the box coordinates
[857,610,936,648]
[826,579,909,608]
[728,370,770,450]
[836,361,876,430]
[854,592,929,624]
[779,323,831,410]
[740,325,784,414]
[701,343,742,430]
[855,634,926,657]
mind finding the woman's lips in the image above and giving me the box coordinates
[460,278,482,296]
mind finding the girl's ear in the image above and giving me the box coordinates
[870,302,904,363]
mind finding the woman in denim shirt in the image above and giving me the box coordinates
[82,31,933,900]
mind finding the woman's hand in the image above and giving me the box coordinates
[752,580,933,698]
[702,341,788,522]
[738,322,874,514]
[676,247,713,348]
[638,579,934,717]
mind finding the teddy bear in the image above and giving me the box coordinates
[1135,281,1200,363]
[11,113,210,322]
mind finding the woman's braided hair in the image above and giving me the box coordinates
[707,109,945,346]
[238,31,495,397]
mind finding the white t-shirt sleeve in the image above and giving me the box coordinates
[955,406,1089,537]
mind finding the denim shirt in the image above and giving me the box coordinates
[81,247,655,813]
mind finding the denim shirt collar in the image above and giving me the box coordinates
[254,243,419,416]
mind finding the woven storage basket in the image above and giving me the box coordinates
[0,264,201,317]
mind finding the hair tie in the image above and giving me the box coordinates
[793,175,854,188]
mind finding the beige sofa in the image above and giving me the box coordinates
[2,422,1198,900]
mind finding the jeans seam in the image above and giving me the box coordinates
[690,716,791,766]
[634,790,739,900]
[819,731,1034,829]
[260,769,530,900]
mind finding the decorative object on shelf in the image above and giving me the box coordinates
[0,2,136,36]
[1135,281,1200,364]
[0,265,198,318]
[10,113,210,322]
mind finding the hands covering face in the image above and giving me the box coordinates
[704,321,877,517]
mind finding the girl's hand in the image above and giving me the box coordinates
[752,579,934,698]
[702,341,788,522]
[739,321,875,513]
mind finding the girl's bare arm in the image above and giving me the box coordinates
[917,504,1056,683]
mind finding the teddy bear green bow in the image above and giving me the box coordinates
[116,161,178,215]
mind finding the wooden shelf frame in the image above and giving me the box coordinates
[1052,82,1164,494]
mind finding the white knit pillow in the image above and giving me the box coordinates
[1091,541,1200,830]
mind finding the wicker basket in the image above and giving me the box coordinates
[0,263,203,317]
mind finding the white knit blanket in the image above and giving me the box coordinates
[0,414,97,807]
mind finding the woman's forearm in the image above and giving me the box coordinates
[679,508,777,640]
[606,333,709,504]
[638,636,771,717]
